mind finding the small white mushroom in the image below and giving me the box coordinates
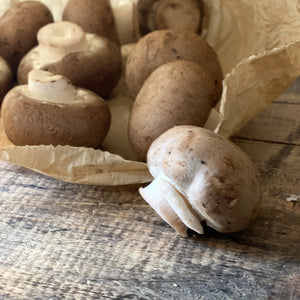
[18,21,122,99]
[140,125,262,236]
[1,69,111,148]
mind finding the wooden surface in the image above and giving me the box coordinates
[0,79,299,300]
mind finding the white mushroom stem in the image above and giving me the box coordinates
[28,69,76,104]
[145,0,202,33]
[37,21,89,64]
[139,174,204,236]
[110,0,140,44]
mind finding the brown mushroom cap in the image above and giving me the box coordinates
[140,125,262,236]
[0,56,13,104]
[126,29,223,99]
[63,0,120,46]
[129,60,218,161]
[17,22,122,99]
[0,1,53,74]
[1,70,111,148]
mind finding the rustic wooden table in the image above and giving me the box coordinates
[0,79,299,300]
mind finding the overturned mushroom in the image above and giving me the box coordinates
[63,0,120,46]
[129,60,219,161]
[1,70,111,148]
[0,56,13,104]
[126,29,223,99]
[140,125,262,236]
[18,21,122,99]
[137,0,204,35]
[0,1,53,74]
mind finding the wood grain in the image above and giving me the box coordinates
[0,79,299,299]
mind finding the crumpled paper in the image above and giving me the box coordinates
[0,0,300,186]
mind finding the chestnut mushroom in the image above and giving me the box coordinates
[0,56,13,104]
[140,125,262,236]
[137,0,204,35]
[129,60,219,161]
[1,70,111,148]
[17,21,122,99]
[0,1,53,74]
[62,0,120,46]
[126,29,223,99]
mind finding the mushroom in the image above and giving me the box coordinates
[17,21,122,99]
[140,125,262,236]
[137,0,204,36]
[1,69,111,148]
[36,0,70,22]
[0,56,13,104]
[110,0,141,45]
[62,0,120,46]
[129,60,219,161]
[0,1,53,74]
[126,29,223,99]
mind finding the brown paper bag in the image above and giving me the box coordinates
[1,0,300,186]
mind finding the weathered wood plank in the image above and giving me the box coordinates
[235,77,300,145]
[0,136,299,299]
[234,96,300,145]
[285,77,300,94]
[0,78,299,299]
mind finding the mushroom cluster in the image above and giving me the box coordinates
[0,1,262,237]
[127,29,223,160]
[0,1,130,149]
[18,21,122,99]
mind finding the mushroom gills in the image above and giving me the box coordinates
[139,174,204,236]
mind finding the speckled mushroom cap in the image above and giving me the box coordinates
[129,60,219,161]
[140,125,262,236]
[126,29,223,99]
[2,70,111,148]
